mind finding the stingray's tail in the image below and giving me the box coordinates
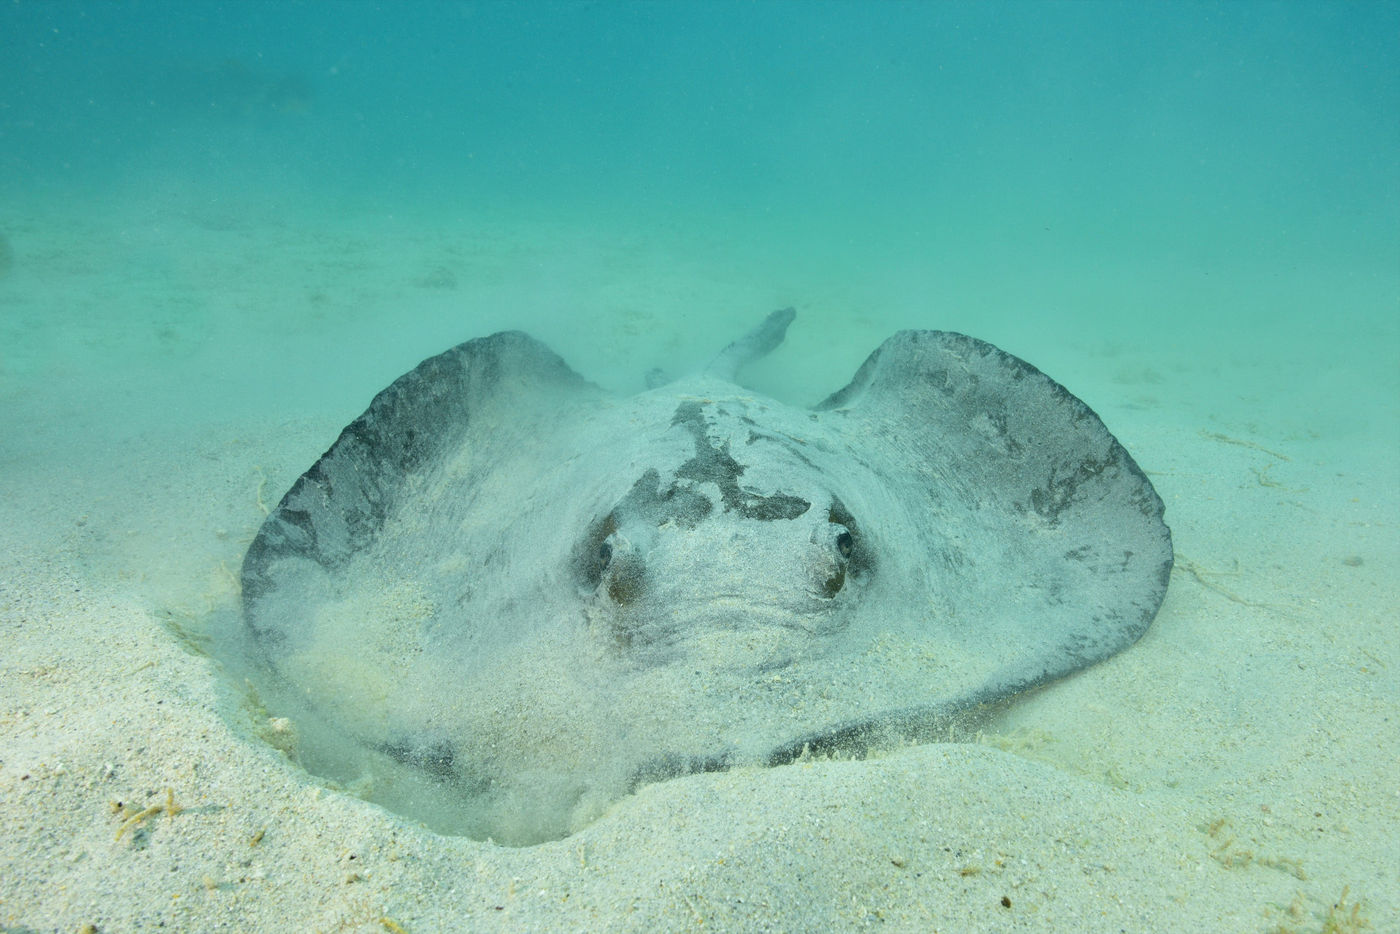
[704,307,796,381]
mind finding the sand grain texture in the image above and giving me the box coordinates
[1,210,1395,933]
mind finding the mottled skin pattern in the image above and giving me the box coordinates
[240,309,1172,844]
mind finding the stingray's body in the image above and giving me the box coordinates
[241,309,1171,843]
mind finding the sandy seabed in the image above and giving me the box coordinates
[0,204,1395,933]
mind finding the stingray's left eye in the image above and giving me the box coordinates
[819,523,856,599]
[575,513,621,589]
[828,499,861,561]
[836,530,854,559]
[819,497,870,596]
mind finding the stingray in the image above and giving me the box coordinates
[240,308,1172,844]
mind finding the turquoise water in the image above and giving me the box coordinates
[4,3,1395,375]
[3,1,1395,488]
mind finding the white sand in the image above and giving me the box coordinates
[1,202,1395,932]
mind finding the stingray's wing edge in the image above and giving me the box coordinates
[809,330,1173,743]
[241,331,595,622]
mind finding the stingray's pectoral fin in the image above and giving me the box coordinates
[812,329,1173,697]
[243,330,602,628]
[765,693,1013,767]
[626,749,734,794]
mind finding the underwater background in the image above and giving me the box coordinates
[3,1,1396,420]
[1,2,1396,932]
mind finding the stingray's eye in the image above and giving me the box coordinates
[828,500,860,565]
[836,530,854,560]
[819,497,869,597]
[601,536,645,606]
[575,513,621,590]
[818,524,855,599]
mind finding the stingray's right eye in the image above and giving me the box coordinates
[598,541,613,565]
